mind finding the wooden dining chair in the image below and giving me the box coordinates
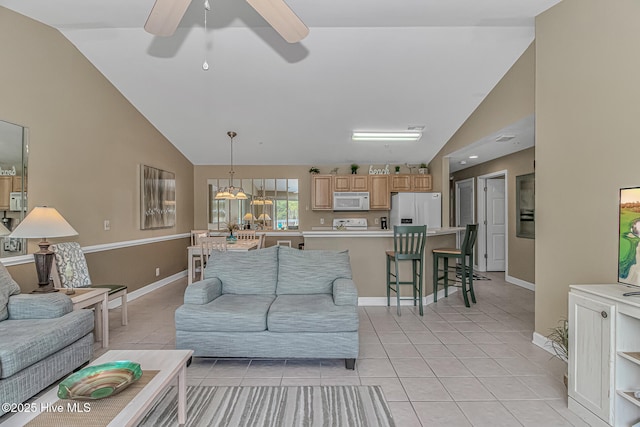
[234,230,256,240]
[190,230,210,282]
[200,237,227,280]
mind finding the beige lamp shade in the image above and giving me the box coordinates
[10,206,78,239]
[243,213,256,221]
[258,213,271,221]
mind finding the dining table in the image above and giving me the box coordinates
[187,238,260,284]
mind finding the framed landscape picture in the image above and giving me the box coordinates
[619,187,640,286]
[141,165,176,230]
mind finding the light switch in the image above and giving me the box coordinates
[320,218,324,225]
[104,220,110,231]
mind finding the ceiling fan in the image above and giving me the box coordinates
[144,0,309,43]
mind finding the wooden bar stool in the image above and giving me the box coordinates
[386,225,427,316]
[432,224,479,307]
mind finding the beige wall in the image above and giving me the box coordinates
[426,41,535,288]
[194,164,391,231]
[0,8,194,291]
[429,42,535,221]
[452,147,535,284]
[535,0,640,333]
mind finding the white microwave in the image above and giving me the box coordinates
[333,192,370,211]
[9,192,26,212]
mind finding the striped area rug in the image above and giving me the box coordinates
[139,385,395,427]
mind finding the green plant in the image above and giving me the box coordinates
[225,221,239,234]
[350,164,359,173]
[309,167,320,174]
[420,162,427,168]
[395,165,401,172]
[547,318,568,361]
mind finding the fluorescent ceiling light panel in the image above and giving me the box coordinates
[352,132,422,142]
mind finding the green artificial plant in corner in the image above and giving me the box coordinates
[547,318,568,362]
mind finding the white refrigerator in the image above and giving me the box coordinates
[390,192,442,229]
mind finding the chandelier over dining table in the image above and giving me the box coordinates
[214,131,247,200]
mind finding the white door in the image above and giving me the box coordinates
[455,178,474,227]
[486,177,506,271]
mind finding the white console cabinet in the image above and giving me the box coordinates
[569,284,640,426]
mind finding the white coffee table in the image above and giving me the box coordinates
[1,349,193,427]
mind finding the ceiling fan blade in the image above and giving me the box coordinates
[246,0,309,43]
[145,0,193,36]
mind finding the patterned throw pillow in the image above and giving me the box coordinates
[0,261,21,321]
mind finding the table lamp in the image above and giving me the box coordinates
[10,206,78,293]
[243,212,255,229]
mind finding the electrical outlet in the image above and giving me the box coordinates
[103,220,110,231]
[320,218,324,225]
[374,218,379,225]
[155,268,160,277]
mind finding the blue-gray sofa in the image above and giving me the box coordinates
[0,263,94,416]
[175,246,359,369]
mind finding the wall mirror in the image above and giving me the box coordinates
[0,120,28,257]
[516,173,534,239]
[207,178,298,231]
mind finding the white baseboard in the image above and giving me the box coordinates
[108,270,187,309]
[506,274,535,291]
[358,288,458,306]
[532,331,558,357]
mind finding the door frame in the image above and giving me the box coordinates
[477,170,508,273]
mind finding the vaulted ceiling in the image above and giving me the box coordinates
[0,0,560,166]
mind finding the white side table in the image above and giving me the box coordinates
[69,287,109,348]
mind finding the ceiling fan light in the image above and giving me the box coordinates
[145,0,193,36]
[246,0,309,43]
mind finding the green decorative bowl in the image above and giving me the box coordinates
[57,361,142,400]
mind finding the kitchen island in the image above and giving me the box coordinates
[303,227,464,303]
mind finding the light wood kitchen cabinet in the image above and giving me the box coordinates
[311,175,333,210]
[0,177,12,210]
[390,174,411,191]
[333,175,368,192]
[390,174,432,192]
[412,174,432,191]
[369,175,390,210]
[12,176,24,192]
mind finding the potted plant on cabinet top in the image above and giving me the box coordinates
[547,318,569,386]
[395,166,401,174]
[309,167,320,174]
[419,163,427,174]
[350,164,359,174]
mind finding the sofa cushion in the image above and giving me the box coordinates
[175,294,275,332]
[267,294,359,333]
[0,309,94,378]
[204,246,278,295]
[0,262,21,322]
[276,247,352,295]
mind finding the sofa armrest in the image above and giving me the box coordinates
[333,278,358,306]
[184,277,222,305]
[7,293,72,319]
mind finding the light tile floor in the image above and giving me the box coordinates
[96,272,586,426]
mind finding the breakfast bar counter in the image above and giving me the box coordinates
[303,228,464,300]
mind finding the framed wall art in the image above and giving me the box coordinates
[140,164,175,230]
[619,186,640,286]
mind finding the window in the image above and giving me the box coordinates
[208,178,298,231]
